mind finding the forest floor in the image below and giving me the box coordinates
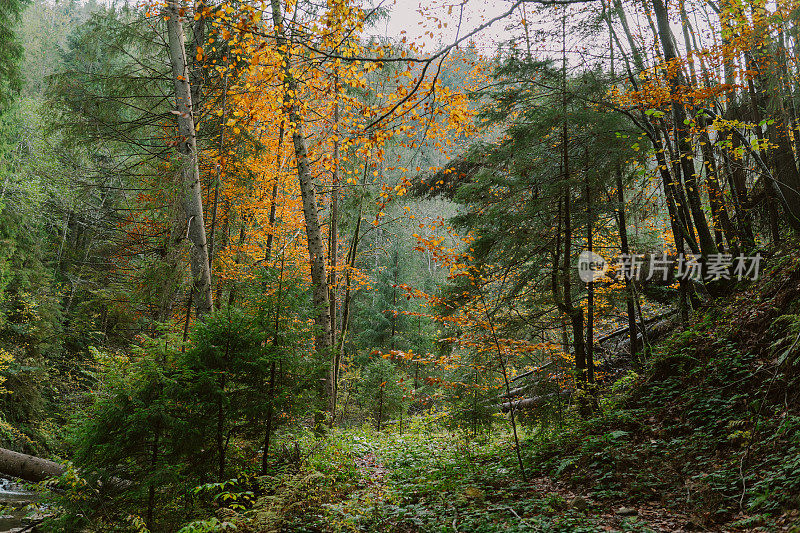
[265,420,755,532]
[343,427,696,532]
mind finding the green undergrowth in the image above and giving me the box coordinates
[153,247,800,532]
[234,418,654,533]
[526,246,800,530]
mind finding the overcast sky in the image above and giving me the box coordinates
[373,0,519,54]
[370,0,610,65]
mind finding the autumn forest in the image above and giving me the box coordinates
[1,0,800,530]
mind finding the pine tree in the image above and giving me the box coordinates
[423,55,645,393]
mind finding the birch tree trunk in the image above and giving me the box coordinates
[166,0,213,316]
[270,0,333,409]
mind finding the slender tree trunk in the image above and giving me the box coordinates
[182,291,192,348]
[585,175,595,385]
[261,360,277,474]
[270,0,332,417]
[606,12,640,360]
[265,124,284,262]
[654,126,699,253]
[208,66,229,282]
[613,0,646,72]
[632,280,651,353]
[328,81,340,417]
[146,425,160,532]
[556,15,587,392]
[377,385,383,431]
[700,128,739,253]
[652,0,718,257]
[614,168,638,358]
[56,211,69,269]
[390,249,398,350]
[189,0,206,107]
[166,0,213,316]
[563,188,586,389]
[331,186,363,425]
[228,221,247,307]
[217,369,226,481]
[208,162,220,274]
[262,235,287,473]
[720,141,755,249]
[477,285,527,482]
[214,207,230,307]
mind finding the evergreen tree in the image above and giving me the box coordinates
[0,0,27,108]
[354,238,412,354]
[178,306,262,481]
[59,334,187,532]
[421,56,645,391]
[357,357,408,430]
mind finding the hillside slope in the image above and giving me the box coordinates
[528,245,800,531]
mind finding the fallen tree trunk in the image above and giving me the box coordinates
[499,391,570,413]
[596,310,677,347]
[510,361,558,383]
[614,315,678,357]
[0,447,64,482]
[501,385,530,399]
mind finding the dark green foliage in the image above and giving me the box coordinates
[20,0,101,96]
[50,262,319,529]
[443,360,499,436]
[52,315,269,530]
[422,55,647,343]
[48,6,172,149]
[53,333,187,532]
[0,0,27,108]
[178,307,265,479]
[351,237,414,358]
[358,358,409,429]
[0,103,65,450]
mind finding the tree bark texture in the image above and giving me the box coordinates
[166,0,213,316]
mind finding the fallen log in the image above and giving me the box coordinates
[614,315,678,357]
[500,391,570,413]
[509,370,535,383]
[510,361,558,383]
[597,310,676,349]
[501,385,530,399]
[0,447,64,483]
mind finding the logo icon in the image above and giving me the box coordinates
[577,251,608,282]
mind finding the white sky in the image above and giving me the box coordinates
[371,0,717,72]
[373,0,519,54]
[370,0,619,66]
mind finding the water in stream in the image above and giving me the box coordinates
[0,478,39,532]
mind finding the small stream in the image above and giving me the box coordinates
[0,478,39,532]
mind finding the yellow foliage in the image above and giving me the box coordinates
[0,348,12,395]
